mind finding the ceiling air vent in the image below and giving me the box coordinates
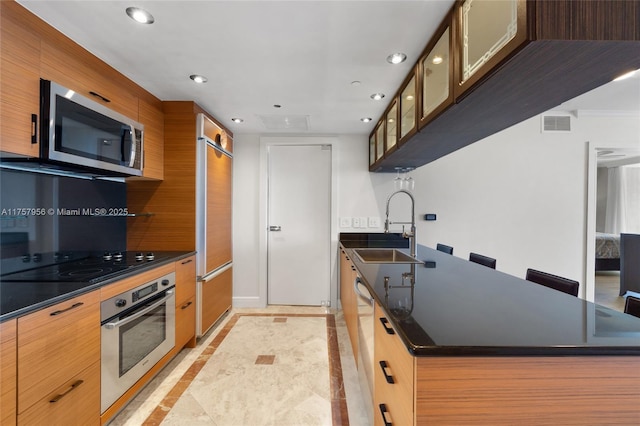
[541,115,571,133]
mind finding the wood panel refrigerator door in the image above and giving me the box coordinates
[206,143,232,273]
[267,144,331,305]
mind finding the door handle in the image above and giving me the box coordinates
[269,226,282,232]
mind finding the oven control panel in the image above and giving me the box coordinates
[100,271,175,322]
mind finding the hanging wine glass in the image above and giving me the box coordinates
[394,167,404,190]
[404,167,415,191]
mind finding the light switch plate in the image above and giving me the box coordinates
[339,217,351,228]
[352,217,361,228]
[368,216,380,228]
[359,217,367,228]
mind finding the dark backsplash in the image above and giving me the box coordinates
[0,169,127,260]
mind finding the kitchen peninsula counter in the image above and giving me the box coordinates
[343,243,640,357]
[0,251,195,322]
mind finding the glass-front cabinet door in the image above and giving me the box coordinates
[375,122,385,162]
[369,133,376,166]
[385,101,398,154]
[399,74,417,144]
[456,0,527,99]
[420,25,452,128]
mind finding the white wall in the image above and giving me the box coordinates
[232,112,639,306]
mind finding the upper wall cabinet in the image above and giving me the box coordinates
[369,0,640,172]
[455,0,528,99]
[398,72,418,145]
[385,100,399,155]
[419,23,453,128]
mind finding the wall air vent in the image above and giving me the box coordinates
[541,115,571,133]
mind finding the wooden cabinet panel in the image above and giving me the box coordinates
[100,263,175,301]
[18,361,100,426]
[17,291,100,415]
[339,248,358,364]
[175,255,196,349]
[40,39,139,121]
[205,144,232,271]
[0,1,40,157]
[374,303,414,426]
[201,266,232,335]
[1,319,17,426]
[135,97,165,180]
[175,295,196,350]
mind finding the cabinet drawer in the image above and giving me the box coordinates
[175,255,196,305]
[175,295,196,350]
[201,266,232,335]
[18,361,100,426]
[17,291,100,413]
[374,304,414,426]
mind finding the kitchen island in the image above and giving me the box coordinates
[341,240,640,424]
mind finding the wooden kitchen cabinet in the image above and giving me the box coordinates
[384,101,398,156]
[454,0,527,100]
[398,72,418,146]
[135,96,165,180]
[339,248,358,364]
[0,1,41,158]
[374,302,414,426]
[201,266,233,336]
[17,290,100,424]
[175,255,197,351]
[419,22,453,128]
[1,319,17,426]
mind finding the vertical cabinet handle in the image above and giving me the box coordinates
[379,360,395,384]
[31,114,38,144]
[378,404,392,426]
[379,317,395,335]
[49,380,84,403]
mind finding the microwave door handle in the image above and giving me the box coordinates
[103,290,174,329]
[128,125,137,167]
[121,125,136,167]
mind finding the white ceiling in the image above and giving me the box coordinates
[16,0,640,137]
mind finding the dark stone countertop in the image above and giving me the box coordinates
[0,251,195,322]
[342,239,640,357]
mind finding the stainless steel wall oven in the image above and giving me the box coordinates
[100,271,176,413]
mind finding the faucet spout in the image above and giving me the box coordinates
[385,189,416,257]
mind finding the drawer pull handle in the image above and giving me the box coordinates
[31,114,38,144]
[379,317,395,335]
[378,403,392,426]
[379,360,395,384]
[181,301,193,310]
[89,91,111,103]
[50,302,84,316]
[181,259,193,265]
[49,380,84,403]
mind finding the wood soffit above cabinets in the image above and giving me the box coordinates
[370,0,640,172]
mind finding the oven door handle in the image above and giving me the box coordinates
[103,290,174,330]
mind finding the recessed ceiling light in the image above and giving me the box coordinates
[361,117,372,123]
[126,7,154,24]
[613,69,639,81]
[432,55,444,65]
[386,53,407,65]
[351,80,361,86]
[370,93,385,101]
[231,118,244,123]
[189,74,208,83]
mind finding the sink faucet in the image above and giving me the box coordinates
[384,189,416,258]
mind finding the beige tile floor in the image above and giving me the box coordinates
[109,307,369,426]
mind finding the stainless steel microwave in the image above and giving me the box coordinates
[40,79,144,176]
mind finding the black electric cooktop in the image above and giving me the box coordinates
[1,251,169,284]
[1,251,186,319]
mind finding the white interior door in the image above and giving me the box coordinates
[267,144,331,305]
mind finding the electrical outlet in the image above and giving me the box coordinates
[339,217,351,228]
[352,217,360,228]
[368,216,380,228]
[359,217,367,228]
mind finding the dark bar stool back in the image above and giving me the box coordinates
[436,243,453,255]
[469,252,496,269]
[525,268,579,297]
[624,296,640,319]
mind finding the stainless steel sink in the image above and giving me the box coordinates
[353,249,422,264]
